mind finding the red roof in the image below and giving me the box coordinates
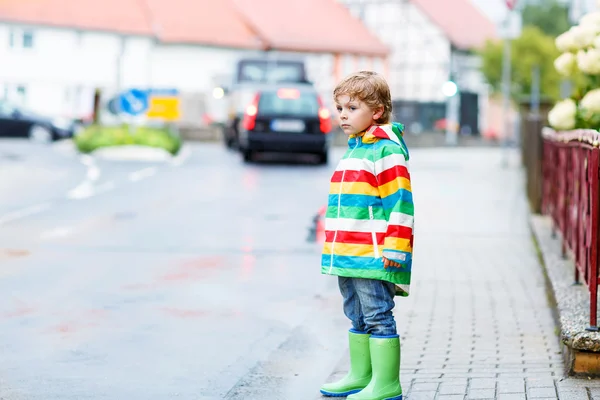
[232,0,388,56]
[0,0,153,36]
[0,0,388,56]
[411,0,497,50]
[145,0,263,49]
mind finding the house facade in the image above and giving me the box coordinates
[338,0,497,134]
[0,0,388,125]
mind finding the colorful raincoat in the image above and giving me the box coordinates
[321,122,414,296]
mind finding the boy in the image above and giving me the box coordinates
[320,71,414,400]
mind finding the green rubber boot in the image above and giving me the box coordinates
[347,335,402,400]
[320,330,372,397]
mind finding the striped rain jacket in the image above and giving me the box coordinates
[321,122,414,296]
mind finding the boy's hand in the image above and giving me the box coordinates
[383,257,402,268]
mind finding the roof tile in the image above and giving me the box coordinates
[0,0,153,35]
[146,0,263,49]
[232,0,389,56]
[0,0,388,56]
[412,0,497,50]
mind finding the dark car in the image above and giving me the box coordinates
[0,100,78,143]
[221,55,311,149]
[237,85,332,164]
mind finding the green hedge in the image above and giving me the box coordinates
[74,124,182,155]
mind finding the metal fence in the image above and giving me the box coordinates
[540,128,600,331]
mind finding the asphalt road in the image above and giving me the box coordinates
[1,139,558,400]
[0,139,349,400]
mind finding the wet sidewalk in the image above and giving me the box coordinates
[320,147,600,400]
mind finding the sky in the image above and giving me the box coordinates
[470,0,597,24]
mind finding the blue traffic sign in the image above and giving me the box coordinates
[119,89,149,116]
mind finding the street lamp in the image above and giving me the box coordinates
[442,80,458,97]
[444,76,460,146]
[500,0,520,166]
[213,87,225,99]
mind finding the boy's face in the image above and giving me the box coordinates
[335,95,383,136]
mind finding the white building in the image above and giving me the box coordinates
[0,0,389,125]
[338,0,497,134]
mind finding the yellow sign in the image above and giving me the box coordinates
[146,96,180,121]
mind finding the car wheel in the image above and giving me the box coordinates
[242,149,254,162]
[317,151,329,165]
[29,124,53,144]
[224,129,234,148]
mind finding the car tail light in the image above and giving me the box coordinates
[242,94,260,131]
[317,96,331,134]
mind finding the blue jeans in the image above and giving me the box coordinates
[338,277,397,336]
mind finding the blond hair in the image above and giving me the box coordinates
[333,71,392,125]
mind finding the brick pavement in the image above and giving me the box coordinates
[320,148,600,400]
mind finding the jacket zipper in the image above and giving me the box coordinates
[329,138,360,273]
[368,206,380,258]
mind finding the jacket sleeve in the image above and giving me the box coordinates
[374,143,414,266]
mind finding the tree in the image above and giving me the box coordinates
[479,26,562,101]
[521,0,571,37]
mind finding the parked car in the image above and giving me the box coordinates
[0,100,79,142]
[220,55,311,148]
[237,84,332,164]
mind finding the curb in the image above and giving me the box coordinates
[529,214,600,376]
[91,145,173,162]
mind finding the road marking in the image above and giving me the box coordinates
[171,145,191,167]
[95,181,116,194]
[67,154,104,200]
[80,154,94,166]
[40,226,74,240]
[88,165,100,181]
[0,203,51,226]
[129,167,156,182]
[67,180,115,199]
[67,181,95,200]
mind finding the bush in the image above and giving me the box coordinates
[74,124,182,155]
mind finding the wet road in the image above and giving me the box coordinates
[0,139,349,399]
[0,140,548,400]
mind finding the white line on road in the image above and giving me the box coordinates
[0,203,51,226]
[67,181,95,200]
[68,180,116,200]
[67,154,103,200]
[171,145,191,167]
[129,167,156,182]
[40,226,74,240]
[80,154,94,166]
[87,165,101,181]
[95,181,116,194]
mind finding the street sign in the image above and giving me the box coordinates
[505,0,517,10]
[119,89,149,116]
[108,88,180,121]
[145,89,180,121]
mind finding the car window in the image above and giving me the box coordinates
[237,60,305,84]
[258,89,319,116]
[0,101,16,116]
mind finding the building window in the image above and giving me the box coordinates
[2,84,27,106]
[16,86,27,105]
[22,31,34,48]
[8,28,35,49]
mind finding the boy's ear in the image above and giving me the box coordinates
[372,106,384,121]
